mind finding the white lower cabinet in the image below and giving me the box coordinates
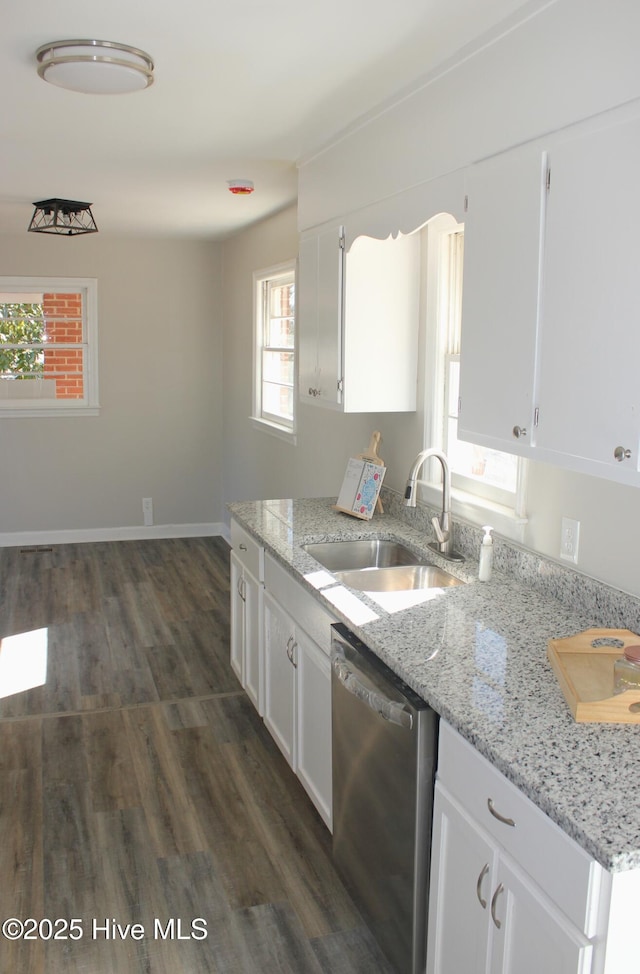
[262,556,334,829]
[427,723,608,974]
[295,626,332,827]
[263,590,297,767]
[230,522,264,715]
[428,784,593,974]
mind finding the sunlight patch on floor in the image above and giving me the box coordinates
[0,628,48,698]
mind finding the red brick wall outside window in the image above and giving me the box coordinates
[42,292,84,399]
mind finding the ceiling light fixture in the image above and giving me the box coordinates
[28,199,98,236]
[227,180,255,195]
[36,39,154,95]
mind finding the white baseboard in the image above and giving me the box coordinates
[0,522,227,549]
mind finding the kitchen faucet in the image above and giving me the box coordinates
[404,449,464,562]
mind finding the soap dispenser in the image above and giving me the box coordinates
[478,525,494,581]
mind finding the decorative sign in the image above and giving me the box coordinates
[334,458,386,520]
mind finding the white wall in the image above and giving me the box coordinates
[298,0,640,229]
[221,205,390,507]
[0,231,223,540]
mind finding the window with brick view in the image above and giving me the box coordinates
[0,277,98,416]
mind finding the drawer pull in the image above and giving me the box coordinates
[476,863,489,909]
[491,883,504,929]
[487,798,515,828]
[239,543,248,551]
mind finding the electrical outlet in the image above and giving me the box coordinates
[142,497,153,527]
[560,516,580,564]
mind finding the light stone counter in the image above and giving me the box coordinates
[228,495,640,873]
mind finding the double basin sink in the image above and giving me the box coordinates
[302,539,464,593]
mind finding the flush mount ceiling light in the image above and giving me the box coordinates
[36,39,154,94]
[28,199,98,236]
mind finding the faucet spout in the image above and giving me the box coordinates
[404,449,464,562]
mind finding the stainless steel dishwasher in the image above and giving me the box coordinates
[331,623,438,974]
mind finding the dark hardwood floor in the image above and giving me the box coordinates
[0,536,394,973]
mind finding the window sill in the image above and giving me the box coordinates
[250,416,297,445]
[419,481,528,543]
[0,406,100,418]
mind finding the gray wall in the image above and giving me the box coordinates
[221,204,390,509]
[0,231,223,539]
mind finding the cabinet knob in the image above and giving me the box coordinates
[614,446,632,462]
[512,425,527,439]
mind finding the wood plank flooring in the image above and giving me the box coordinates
[0,537,394,974]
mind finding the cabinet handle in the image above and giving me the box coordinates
[512,425,527,439]
[476,863,489,909]
[238,543,247,551]
[286,636,298,667]
[286,637,298,667]
[614,446,632,462]
[237,577,246,602]
[291,641,298,668]
[490,883,504,929]
[487,798,515,828]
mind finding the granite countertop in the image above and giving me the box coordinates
[228,496,640,874]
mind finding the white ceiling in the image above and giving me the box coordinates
[1,0,535,240]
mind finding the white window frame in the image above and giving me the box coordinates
[421,217,528,539]
[251,261,296,443]
[0,276,99,418]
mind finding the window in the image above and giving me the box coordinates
[423,217,527,528]
[0,277,98,417]
[252,262,296,439]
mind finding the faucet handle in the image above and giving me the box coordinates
[431,515,448,544]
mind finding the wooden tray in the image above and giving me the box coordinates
[548,628,640,723]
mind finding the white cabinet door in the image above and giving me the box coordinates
[298,220,421,413]
[230,551,263,714]
[536,111,640,483]
[458,143,547,456]
[296,627,332,829]
[427,784,496,974]
[298,223,344,408]
[491,857,593,974]
[230,550,244,684]
[263,590,297,768]
[342,231,420,412]
[242,567,261,714]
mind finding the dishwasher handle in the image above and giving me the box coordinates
[332,651,413,729]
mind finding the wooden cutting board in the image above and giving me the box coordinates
[548,628,640,723]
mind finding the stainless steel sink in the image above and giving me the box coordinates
[334,564,464,592]
[303,539,428,572]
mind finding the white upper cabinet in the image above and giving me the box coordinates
[536,111,640,483]
[458,143,547,457]
[298,222,345,408]
[298,220,421,412]
[458,102,640,486]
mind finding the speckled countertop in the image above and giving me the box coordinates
[228,494,640,874]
